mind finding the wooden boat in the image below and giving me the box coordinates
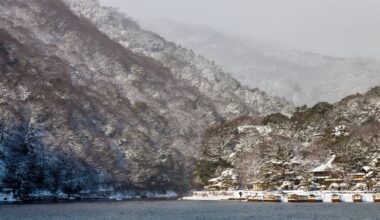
[331,194,342,203]
[263,194,282,202]
[287,194,308,203]
[373,194,380,203]
[352,194,362,202]
[308,194,323,203]
[247,195,263,202]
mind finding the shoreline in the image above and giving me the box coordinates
[3,190,380,204]
[182,190,380,203]
[0,191,180,204]
[0,197,180,205]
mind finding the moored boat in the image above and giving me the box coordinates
[331,194,342,203]
[228,197,246,201]
[247,195,263,202]
[287,194,308,203]
[352,194,362,202]
[307,194,323,203]
[373,194,380,203]
[263,194,282,202]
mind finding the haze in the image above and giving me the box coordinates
[99,0,380,60]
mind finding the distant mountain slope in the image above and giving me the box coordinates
[141,20,380,105]
[0,0,292,199]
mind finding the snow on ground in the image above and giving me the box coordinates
[0,192,16,202]
[312,155,336,172]
[183,190,377,203]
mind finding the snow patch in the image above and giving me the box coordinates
[237,125,272,136]
[333,125,349,137]
[312,155,336,172]
[254,126,272,135]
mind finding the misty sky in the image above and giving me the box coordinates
[99,0,380,60]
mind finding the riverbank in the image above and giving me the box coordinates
[182,190,380,203]
[4,190,380,204]
[0,190,179,203]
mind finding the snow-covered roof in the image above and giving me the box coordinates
[290,159,301,165]
[208,177,220,183]
[313,176,330,179]
[324,178,344,182]
[362,166,372,172]
[349,173,365,176]
[365,171,374,178]
[252,181,264,184]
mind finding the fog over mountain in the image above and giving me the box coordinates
[140,20,380,105]
[100,0,380,105]
[99,0,380,60]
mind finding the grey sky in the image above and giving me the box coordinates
[99,0,380,60]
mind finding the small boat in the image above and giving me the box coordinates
[331,194,342,203]
[247,195,263,202]
[263,194,282,202]
[352,194,362,202]
[308,194,323,203]
[373,194,380,203]
[228,197,246,201]
[287,194,308,203]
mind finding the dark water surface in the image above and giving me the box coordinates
[1,201,380,220]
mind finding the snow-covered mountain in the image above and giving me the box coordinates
[65,0,292,118]
[141,20,380,106]
[0,0,292,199]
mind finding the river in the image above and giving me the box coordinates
[1,200,380,220]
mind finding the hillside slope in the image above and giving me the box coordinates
[0,0,292,199]
[65,0,293,117]
[196,87,380,190]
